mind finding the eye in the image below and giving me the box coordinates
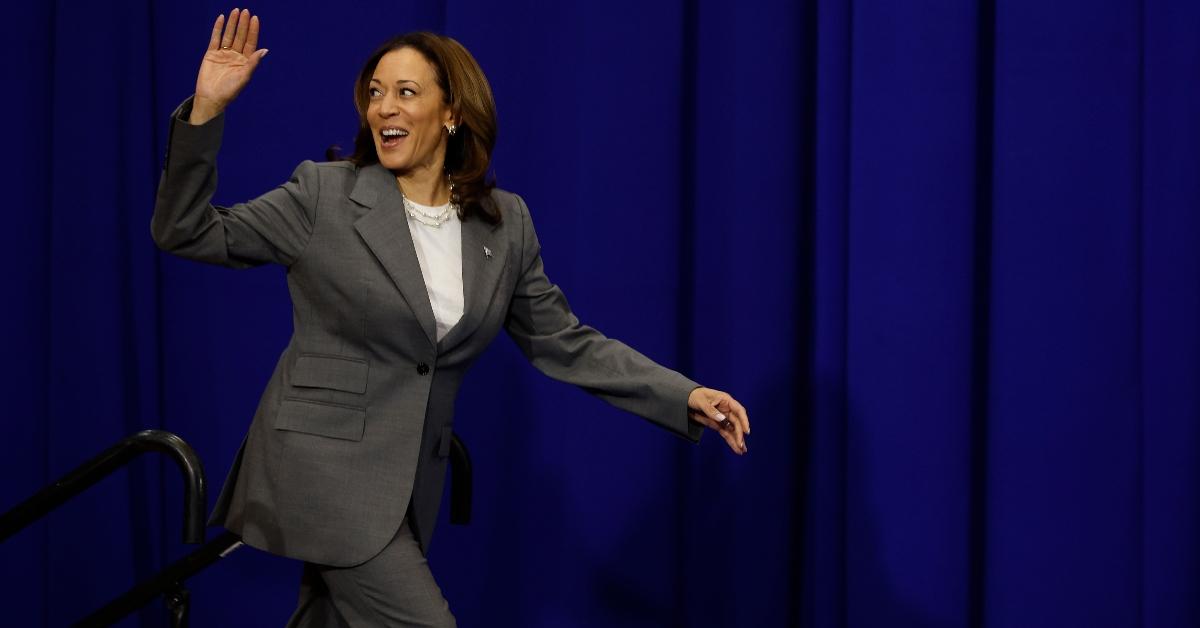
[401,87,416,96]
[368,87,383,98]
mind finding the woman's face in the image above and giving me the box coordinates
[367,47,454,175]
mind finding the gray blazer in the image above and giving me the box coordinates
[151,98,703,567]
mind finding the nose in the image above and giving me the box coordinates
[379,91,401,117]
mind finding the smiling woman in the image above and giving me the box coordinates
[346,33,500,225]
[152,7,750,627]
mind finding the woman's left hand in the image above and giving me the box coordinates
[688,387,750,455]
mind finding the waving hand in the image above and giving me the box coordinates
[191,8,268,124]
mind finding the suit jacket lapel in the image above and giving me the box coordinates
[438,207,509,354]
[351,164,438,348]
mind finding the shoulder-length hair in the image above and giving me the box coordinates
[346,32,500,224]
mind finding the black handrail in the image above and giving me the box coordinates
[76,531,242,627]
[5,429,470,627]
[0,430,206,545]
[80,431,472,627]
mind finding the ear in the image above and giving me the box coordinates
[442,104,460,131]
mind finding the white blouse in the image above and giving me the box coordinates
[405,200,464,341]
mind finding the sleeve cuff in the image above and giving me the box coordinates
[685,412,704,442]
[675,381,704,444]
[161,96,226,174]
[171,95,225,129]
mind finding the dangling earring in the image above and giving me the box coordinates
[447,124,458,136]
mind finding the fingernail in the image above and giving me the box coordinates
[715,412,727,421]
[260,49,269,58]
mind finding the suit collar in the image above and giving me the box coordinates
[348,162,388,208]
[350,164,508,353]
[438,210,508,353]
[352,164,438,348]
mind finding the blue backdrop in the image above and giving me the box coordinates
[2,1,1197,627]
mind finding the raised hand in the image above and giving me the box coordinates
[191,8,268,124]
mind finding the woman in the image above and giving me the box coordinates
[153,8,750,627]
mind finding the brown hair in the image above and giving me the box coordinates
[346,32,500,224]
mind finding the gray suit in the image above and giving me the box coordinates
[152,98,703,568]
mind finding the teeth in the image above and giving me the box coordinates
[381,128,408,137]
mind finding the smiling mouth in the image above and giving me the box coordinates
[379,127,409,149]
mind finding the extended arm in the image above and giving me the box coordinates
[502,195,703,443]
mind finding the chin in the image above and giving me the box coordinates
[374,146,411,171]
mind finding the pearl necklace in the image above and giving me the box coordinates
[403,195,458,227]
[400,177,459,227]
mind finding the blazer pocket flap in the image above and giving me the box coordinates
[275,399,366,441]
[291,354,368,394]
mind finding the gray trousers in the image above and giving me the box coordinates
[285,518,456,627]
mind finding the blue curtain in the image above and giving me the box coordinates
[2,1,1197,626]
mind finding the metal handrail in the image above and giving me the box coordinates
[5,429,472,627]
[76,531,242,627]
[0,429,206,545]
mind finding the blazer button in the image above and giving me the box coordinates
[416,363,430,376]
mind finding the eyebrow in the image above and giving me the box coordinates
[369,78,422,88]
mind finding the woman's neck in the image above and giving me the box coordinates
[396,166,450,206]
